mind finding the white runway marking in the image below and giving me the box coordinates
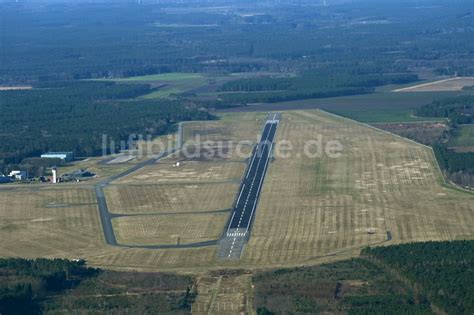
[236,184,245,205]
[223,114,280,258]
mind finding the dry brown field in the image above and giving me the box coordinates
[0,187,107,259]
[240,110,474,266]
[112,212,227,246]
[1,110,473,272]
[114,160,246,185]
[105,182,238,215]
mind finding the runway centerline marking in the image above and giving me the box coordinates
[220,114,280,259]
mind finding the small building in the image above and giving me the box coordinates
[41,152,74,162]
[8,170,27,180]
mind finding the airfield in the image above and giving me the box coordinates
[0,110,473,271]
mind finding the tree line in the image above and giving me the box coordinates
[416,95,473,125]
[0,81,213,174]
[0,258,195,314]
[416,95,474,188]
[217,73,418,104]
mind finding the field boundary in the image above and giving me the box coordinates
[319,109,474,194]
[94,122,224,249]
[392,77,462,92]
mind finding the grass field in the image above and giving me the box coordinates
[184,113,267,142]
[0,187,107,259]
[93,72,208,98]
[115,160,246,184]
[1,110,473,271]
[324,106,445,123]
[105,183,238,214]
[112,212,227,246]
[448,124,474,151]
[221,91,460,123]
[241,110,474,265]
[97,72,272,99]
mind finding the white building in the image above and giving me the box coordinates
[52,167,58,184]
[41,152,74,162]
[8,170,27,180]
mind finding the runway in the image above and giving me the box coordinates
[219,113,280,259]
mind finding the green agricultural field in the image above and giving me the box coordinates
[448,124,474,148]
[315,92,453,123]
[93,73,208,98]
[228,91,460,123]
[325,106,445,123]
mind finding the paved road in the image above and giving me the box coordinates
[94,149,175,246]
[219,113,280,258]
[93,122,219,249]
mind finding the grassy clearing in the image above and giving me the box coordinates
[184,113,266,143]
[92,72,207,98]
[87,246,220,270]
[112,212,227,246]
[325,106,444,123]
[448,124,474,148]
[115,160,246,185]
[105,182,238,214]
[241,110,474,266]
[0,187,107,259]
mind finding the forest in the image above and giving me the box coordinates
[0,81,212,173]
[220,73,418,93]
[253,241,473,315]
[362,241,474,315]
[253,259,432,314]
[0,258,195,314]
[416,95,474,125]
[218,73,417,104]
[1,1,474,84]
